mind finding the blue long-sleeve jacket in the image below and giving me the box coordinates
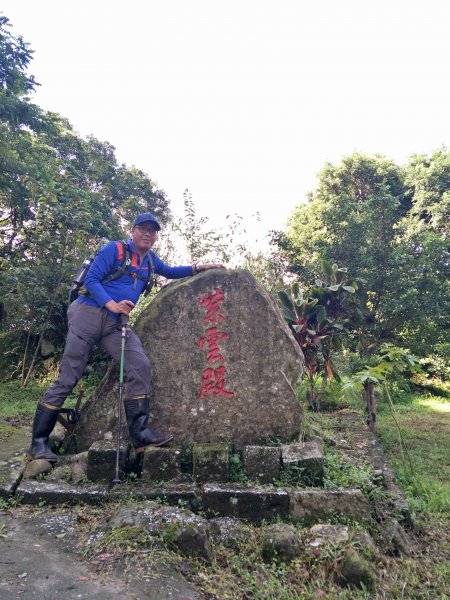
[78,239,193,317]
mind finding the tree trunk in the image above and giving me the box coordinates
[22,239,68,387]
[22,307,54,387]
[316,372,328,402]
[364,382,378,434]
[20,329,32,385]
[306,379,316,410]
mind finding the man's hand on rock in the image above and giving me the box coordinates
[193,263,226,274]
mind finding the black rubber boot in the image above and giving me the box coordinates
[124,397,173,453]
[29,404,59,462]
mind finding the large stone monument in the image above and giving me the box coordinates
[75,269,304,450]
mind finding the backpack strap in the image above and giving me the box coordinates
[142,251,156,297]
[101,242,156,294]
[101,241,133,284]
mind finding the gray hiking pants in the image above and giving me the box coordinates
[42,301,151,407]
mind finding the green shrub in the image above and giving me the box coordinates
[0,380,45,418]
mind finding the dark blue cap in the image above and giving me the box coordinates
[133,213,161,231]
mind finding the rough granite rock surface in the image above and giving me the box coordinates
[76,269,304,449]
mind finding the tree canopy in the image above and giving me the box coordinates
[273,151,450,358]
[0,16,171,379]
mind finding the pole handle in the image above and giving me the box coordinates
[120,314,129,326]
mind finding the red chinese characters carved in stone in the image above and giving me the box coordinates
[198,327,228,363]
[198,288,225,323]
[198,366,235,398]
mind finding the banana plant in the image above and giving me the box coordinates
[278,263,363,409]
[312,263,363,380]
[312,262,361,321]
[278,282,341,407]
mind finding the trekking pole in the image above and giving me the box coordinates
[112,313,128,485]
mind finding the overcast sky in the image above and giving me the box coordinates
[2,1,449,249]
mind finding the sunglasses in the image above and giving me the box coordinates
[135,224,158,234]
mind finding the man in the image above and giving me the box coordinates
[29,212,225,462]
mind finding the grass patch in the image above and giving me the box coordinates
[0,372,103,421]
[377,392,450,516]
[323,451,374,496]
[0,380,46,420]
